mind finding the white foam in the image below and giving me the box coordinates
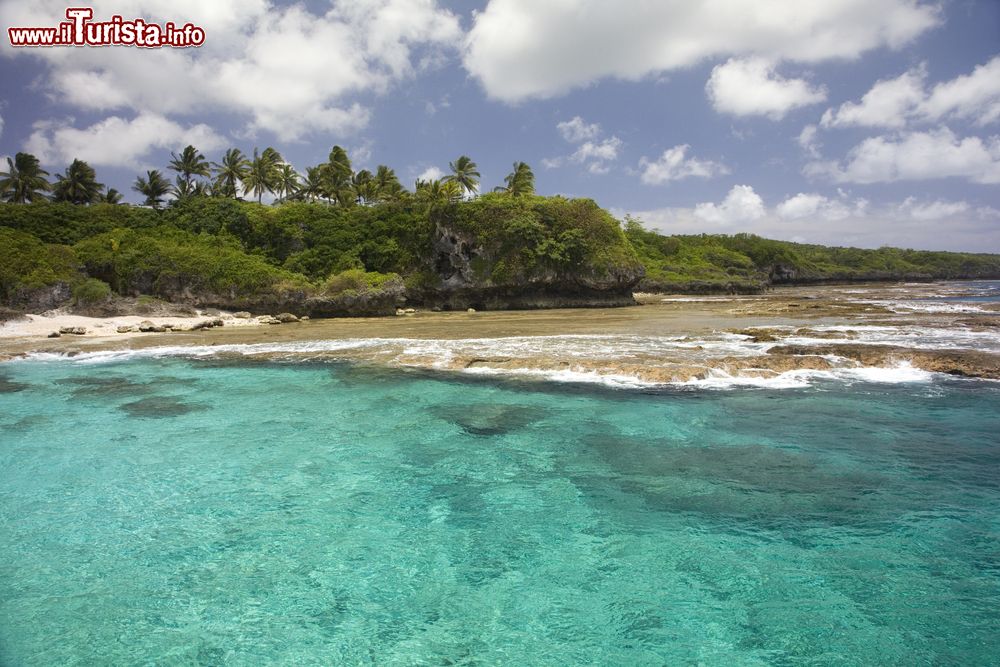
[7,334,971,390]
[461,366,660,390]
[460,360,937,391]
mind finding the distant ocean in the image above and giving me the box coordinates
[1,345,998,664]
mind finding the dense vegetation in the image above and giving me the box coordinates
[1,145,998,314]
[624,219,1000,293]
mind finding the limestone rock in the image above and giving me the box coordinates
[232,311,252,319]
[275,312,299,323]
[59,326,87,335]
[137,320,167,333]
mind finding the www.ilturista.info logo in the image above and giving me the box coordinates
[7,7,205,48]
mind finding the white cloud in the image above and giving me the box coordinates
[694,185,766,225]
[24,112,225,169]
[463,0,939,102]
[557,116,601,143]
[571,137,621,163]
[547,117,621,174]
[895,197,971,220]
[775,193,853,221]
[807,127,1000,184]
[0,0,460,140]
[570,137,622,174]
[821,65,927,129]
[798,124,821,158]
[706,58,826,119]
[821,56,1000,130]
[919,55,1000,126]
[0,113,4,140]
[639,145,728,184]
[417,166,445,181]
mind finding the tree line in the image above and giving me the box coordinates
[0,146,537,209]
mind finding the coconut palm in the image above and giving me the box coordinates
[444,155,480,197]
[102,188,123,204]
[353,169,380,205]
[243,147,282,203]
[275,163,300,202]
[322,145,354,206]
[168,145,211,192]
[132,170,171,208]
[172,175,208,201]
[212,148,250,199]
[373,164,404,202]
[501,161,535,197]
[0,152,51,203]
[415,178,461,206]
[298,166,325,202]
[52,159,104,204]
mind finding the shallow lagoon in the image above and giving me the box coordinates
[1,356,998,664]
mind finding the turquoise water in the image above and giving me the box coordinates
[1,357,998,665]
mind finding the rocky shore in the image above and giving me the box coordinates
[2,282,997,385]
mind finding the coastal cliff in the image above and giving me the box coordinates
[0,196,643,317]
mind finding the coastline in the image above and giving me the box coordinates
[3,281,998,387]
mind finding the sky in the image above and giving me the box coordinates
[1,0,998,251]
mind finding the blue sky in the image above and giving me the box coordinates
[1,0,999,251]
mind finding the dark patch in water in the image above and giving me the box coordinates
[0,375,30,393]
[119,396,206,419]
[58,375,198,401]
[58,376,156,399]
[432,404,546,437]
[581,435,895,526]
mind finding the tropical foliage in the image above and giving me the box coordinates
[132,170,172,209]
[53,159,103,205]
[0,153,52,203]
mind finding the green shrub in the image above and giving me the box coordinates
[322,269,402,296]
[72,278,112,305]
[0,228,81,303]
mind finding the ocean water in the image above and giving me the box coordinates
[1,355,998,665]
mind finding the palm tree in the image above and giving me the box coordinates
[298,166,325,202]
[444,155,480,197]
[373,164,404,202]
[212,148,250,199]
[172,175,208,201]
[275,163,300,202]
[132,169,171,208]
[168,145,210,191]
[322,145,354,206]
[352,169,379,205]
[243,147,282,203]
[502,161,535,197]
[415,178,461,206]
[102,188,123,204]
[52,159,104,204]
[0,152,51,203]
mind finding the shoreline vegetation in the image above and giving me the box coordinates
[2,145,1000,323]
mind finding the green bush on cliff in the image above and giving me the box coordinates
[443,193,641,284]
[0,201,158,245]
[322,269,403,296]
[72,278,112,305]
[0,227,81,301]
[73,228,309,300]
